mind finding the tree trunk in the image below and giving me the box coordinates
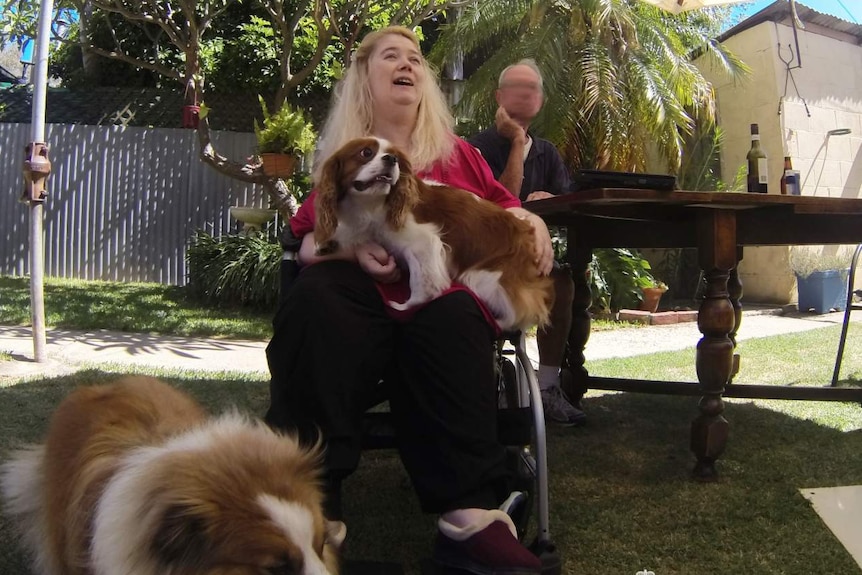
[78,3,101,85]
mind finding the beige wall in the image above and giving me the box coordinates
[696,19,862,304]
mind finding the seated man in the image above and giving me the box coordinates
[469,58,585,426]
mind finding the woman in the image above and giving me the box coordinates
[265,26,552,574]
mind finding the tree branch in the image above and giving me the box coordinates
[196,117,298,219]
[85,45,182,79]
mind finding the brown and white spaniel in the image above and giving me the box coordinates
[313,137,553,332]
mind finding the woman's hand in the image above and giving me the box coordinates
[356,242,402,283]
[298,232,356,265]
[297,235,401,282]
[508,207,554,276]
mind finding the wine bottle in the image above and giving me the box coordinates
[746,124,768,193]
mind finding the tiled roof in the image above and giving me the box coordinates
[0,87,262,132]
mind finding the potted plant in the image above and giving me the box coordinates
[588,248,661,313]
[254,95,316,178]
[789,247,851,314]
[639,279,669,313]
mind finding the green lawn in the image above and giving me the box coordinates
[1,277,861,574]
[0,276,273,340]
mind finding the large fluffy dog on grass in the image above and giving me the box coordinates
[0,376,344,575]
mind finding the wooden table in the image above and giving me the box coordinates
[527,189,862,480]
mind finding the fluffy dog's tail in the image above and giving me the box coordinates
[1,445,54,575]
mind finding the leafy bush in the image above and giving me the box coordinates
[589,248,658,312]
[550,228,658,313]
[186,230,282,308]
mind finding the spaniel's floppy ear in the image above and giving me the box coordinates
[386,150,419,230]
[314,154,342,255]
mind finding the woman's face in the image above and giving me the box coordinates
[366,33,425,112]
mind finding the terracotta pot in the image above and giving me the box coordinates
[260,153,297,178]
[639,286,666,313]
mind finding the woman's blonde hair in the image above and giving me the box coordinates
[313,26,455,183]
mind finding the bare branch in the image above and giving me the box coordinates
[85,45,182,80]
[103,12,126,53]
[90,0,187,48]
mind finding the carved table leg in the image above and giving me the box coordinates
[562,242,593,401]
[727,247,744,381]
[691,211,737,481]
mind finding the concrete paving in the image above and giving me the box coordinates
[562,306,859,361]
[1,306,859,382]
[0,326,271,381]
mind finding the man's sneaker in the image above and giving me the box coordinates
[540,385,586,427]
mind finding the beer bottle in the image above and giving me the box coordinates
[780,156,792,195]
[746,124,768,193]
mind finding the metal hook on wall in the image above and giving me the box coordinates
[777,42,797,69]
[778,42,811,118]
[778,0,810,117]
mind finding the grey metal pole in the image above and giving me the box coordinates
[28,0,55,362]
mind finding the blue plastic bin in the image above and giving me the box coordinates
[796,270,849,314]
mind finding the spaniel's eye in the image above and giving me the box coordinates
[359,147,374,159]
[267,560,299,575]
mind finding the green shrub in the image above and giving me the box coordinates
[551,228,658,313]
[186,230,283,308]
[590,248,657,312]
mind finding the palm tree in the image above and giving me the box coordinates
[430,0,749,172]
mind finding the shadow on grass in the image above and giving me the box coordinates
[1,325,267,365]
[2,373,861,574]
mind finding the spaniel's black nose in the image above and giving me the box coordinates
[381,153,397,165]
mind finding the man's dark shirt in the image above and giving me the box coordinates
[468,126,571,201]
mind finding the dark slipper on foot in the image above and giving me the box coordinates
[434,510,541,575]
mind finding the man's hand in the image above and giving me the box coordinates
[525,191,554,202]
[356,242,402,283]
[495,106,526,143]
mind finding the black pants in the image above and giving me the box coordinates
[266,260,511,514]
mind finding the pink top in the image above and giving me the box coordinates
[289,137,522,332]
[291,137,520,236]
